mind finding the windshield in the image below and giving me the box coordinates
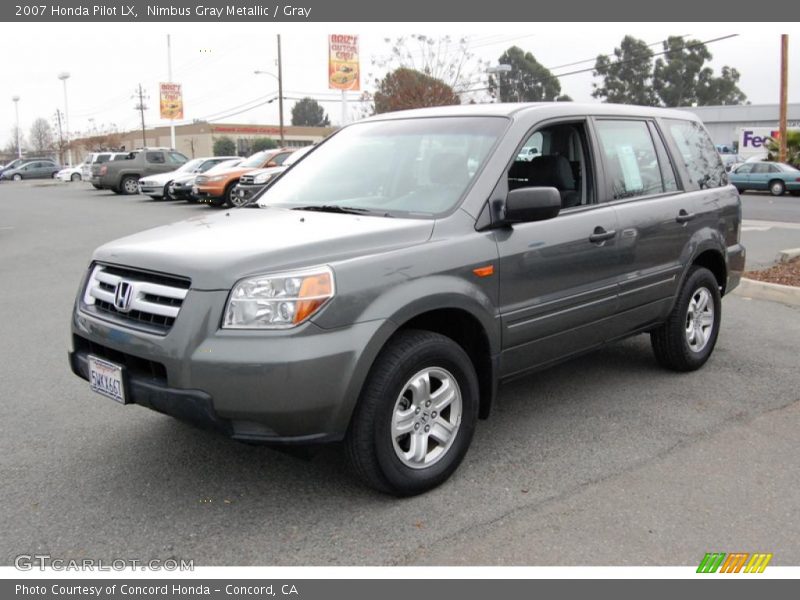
[240,150,273,169]
[177,158,204,173]
[207,158,242,173]
[258,117,506,217]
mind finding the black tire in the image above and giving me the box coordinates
[70,173,81,182]
[223,183,238,208]
[12,174,22,181]
[163,182,174,201]
[51,171,58,178]
[650,266,722,372]
[120,175,139,195]
[345,329,479,496]
[769,179,785,197]
[735,187,745,194]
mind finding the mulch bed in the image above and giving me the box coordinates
[745,257,800,287]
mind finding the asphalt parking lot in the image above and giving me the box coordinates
[1,182,798,566]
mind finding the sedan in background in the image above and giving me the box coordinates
[1,159,60,180]
[55,165,84,182]
[138,155,239,200]
[729,161,800,196]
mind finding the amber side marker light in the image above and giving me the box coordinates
[472,265,495,278]
[294,272,334,323]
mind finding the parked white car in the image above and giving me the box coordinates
[55,165,84,182]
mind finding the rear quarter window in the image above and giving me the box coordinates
[663,119,726,191]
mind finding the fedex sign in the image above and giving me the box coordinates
[739,126,799,158]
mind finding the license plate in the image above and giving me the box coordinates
[88,355,128,404]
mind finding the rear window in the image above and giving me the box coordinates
[664,119,726,190]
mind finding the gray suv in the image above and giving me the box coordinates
[69,103,745,496]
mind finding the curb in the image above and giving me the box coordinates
[778,248,800,263]
[734,278,800,307]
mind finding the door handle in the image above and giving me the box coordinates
[676,210,696,224]
[589,227,616,244]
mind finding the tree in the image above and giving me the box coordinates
[592,35,658,105]
[5,126,26,155]
[653,37,747,107]
[213,136,236,156]
[696,65,748,106]
[29,118,54,153]
[291,98,330,127]
[373,67,460,114]
[251,137,278,152]
[489,46,564,102]
[766,130,800,167]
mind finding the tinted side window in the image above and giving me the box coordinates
[648,122,679,193]
[664,119,725,190]
[595,120,664,199]
[96,155,111,164]
[752,163,770,174]
[735,163,754,174]
[146,152,166,164]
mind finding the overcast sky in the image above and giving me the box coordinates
[2,22,797,148]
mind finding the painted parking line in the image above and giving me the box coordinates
[742,220,800,232]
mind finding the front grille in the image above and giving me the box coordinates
[81,263,190,335]
[74,335,167,383]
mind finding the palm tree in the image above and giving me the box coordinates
[766,130,800,167]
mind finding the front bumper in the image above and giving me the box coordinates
[233,183,267,203]
[138,183,164,197]
[169,181,194,200]
[70,289,385,444]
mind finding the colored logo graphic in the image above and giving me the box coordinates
[697,552,773,573]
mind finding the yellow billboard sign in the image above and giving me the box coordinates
[328,34,360,91]
[159,82,183,120]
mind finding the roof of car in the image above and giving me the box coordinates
[359,102,700,123]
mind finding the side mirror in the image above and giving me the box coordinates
[266,161,277,167]
[503,187,561,224]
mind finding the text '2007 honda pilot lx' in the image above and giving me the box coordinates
[69,103,745,496]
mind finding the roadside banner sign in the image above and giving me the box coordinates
[159,82,184,120]
[328,34,360,91]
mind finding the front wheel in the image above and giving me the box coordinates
[70,173,81,182]
[120,176,139,195]
[769,180,786,196]
[650,266,721,372]
[345,330,479,496]
[223,184,238,208]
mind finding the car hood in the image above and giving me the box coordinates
[93,206,435,290]
[140,170,185,184]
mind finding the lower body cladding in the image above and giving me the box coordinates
[68,289,385,444]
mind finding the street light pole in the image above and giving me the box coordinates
[254,62,284,146]
[12,95,21,158]
[58,72,71,165]
[778,34,789,164]
[487,64,512,103]
[277,34,284,146]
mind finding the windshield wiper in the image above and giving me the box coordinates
[291,205,373,215]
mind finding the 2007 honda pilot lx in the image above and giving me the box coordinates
[69,103,745,496]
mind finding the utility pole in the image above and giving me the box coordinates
[12,96,21,158]
[54,109,65,164]
[133,84,149,148]
[778,34,789,164]
[277,34,285,146]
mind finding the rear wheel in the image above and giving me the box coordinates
[651,266,721,372]
[70,173,81,182]
[163,182,174,200]
[120,176,139,195]
[12,174,22,181]
[345,330,479,496]
[769,180,786,196]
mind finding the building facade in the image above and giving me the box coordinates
[682,103,800,148]
[72,122,336,159]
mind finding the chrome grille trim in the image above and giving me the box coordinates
[81,264,190,334]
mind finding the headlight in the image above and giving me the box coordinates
[253,173,273,184]
[223,266,334,329]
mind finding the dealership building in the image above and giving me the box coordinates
[72,121,336,159]
[683,103,800,150]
